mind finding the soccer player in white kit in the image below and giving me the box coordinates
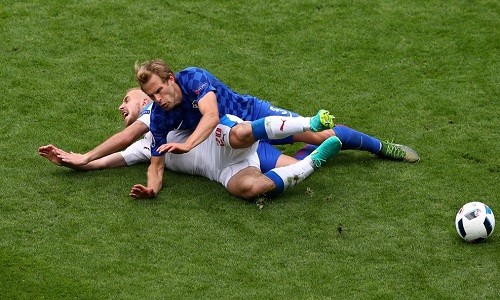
[39,89,341,200]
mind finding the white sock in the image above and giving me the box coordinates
[269,158,315,191]
[263,116,311,139]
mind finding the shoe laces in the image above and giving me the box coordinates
[310,150,326,168]
[383,142,405,159]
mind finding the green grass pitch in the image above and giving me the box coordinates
[0,0,498,299]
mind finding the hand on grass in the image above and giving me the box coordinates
[129,184,156,199]
[38,144,64,166]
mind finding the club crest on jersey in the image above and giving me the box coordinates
[192,101,198,108]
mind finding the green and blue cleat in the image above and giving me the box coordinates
[310,109,335,132]
[377,141,420,163]
[310,136,342,168]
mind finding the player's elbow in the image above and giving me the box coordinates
[125,122,149,144]
[207,112,219,127]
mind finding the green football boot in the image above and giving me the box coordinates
[310,136,342,168]
[310,109,335,132]
[377,141,420,163]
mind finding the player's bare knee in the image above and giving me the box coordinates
[228,177,262,200]
[226,168,272,200]
[231,179,255,199]
[229,124,255,148]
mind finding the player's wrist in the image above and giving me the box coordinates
[184,141,196,152]
[82,153,93,164]
[148,188,157,198]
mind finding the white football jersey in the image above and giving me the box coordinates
[136,102,152,128]
[121,112,260,188]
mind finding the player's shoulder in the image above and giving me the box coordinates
[177,67,213,79]
[139,102,153,117]
[177,66,203,74]
[137,102,154,128]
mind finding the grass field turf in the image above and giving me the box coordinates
[0,0,498,299]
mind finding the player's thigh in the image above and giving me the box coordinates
[275,154,299,168]
[226,167,274,199]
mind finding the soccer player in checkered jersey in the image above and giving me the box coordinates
[134,59,419,163]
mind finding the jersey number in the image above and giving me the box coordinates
[215,127,225,146]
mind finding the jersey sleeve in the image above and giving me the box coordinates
[178,67,217,106]
[121,133,153,165]
[136,102,153,128]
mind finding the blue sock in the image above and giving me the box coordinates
[264,170,284,195]
[333,125,382,153]
[293,144,318,160]
[251,119,294,144]
[251,118,268,140]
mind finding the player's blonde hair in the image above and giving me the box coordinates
[134,59,174,86]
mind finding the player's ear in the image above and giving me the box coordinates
[167,73,175,84]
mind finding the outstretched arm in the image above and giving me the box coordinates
[129,155,165,199]
[39,144,127,170]
[57,121,149,165]
[160,91,219,154]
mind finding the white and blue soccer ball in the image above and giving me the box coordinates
[455,202,495,242]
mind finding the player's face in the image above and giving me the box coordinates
[142,74,181,111]
[119,90,149,127]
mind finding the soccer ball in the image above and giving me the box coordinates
[455,202,495,242]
